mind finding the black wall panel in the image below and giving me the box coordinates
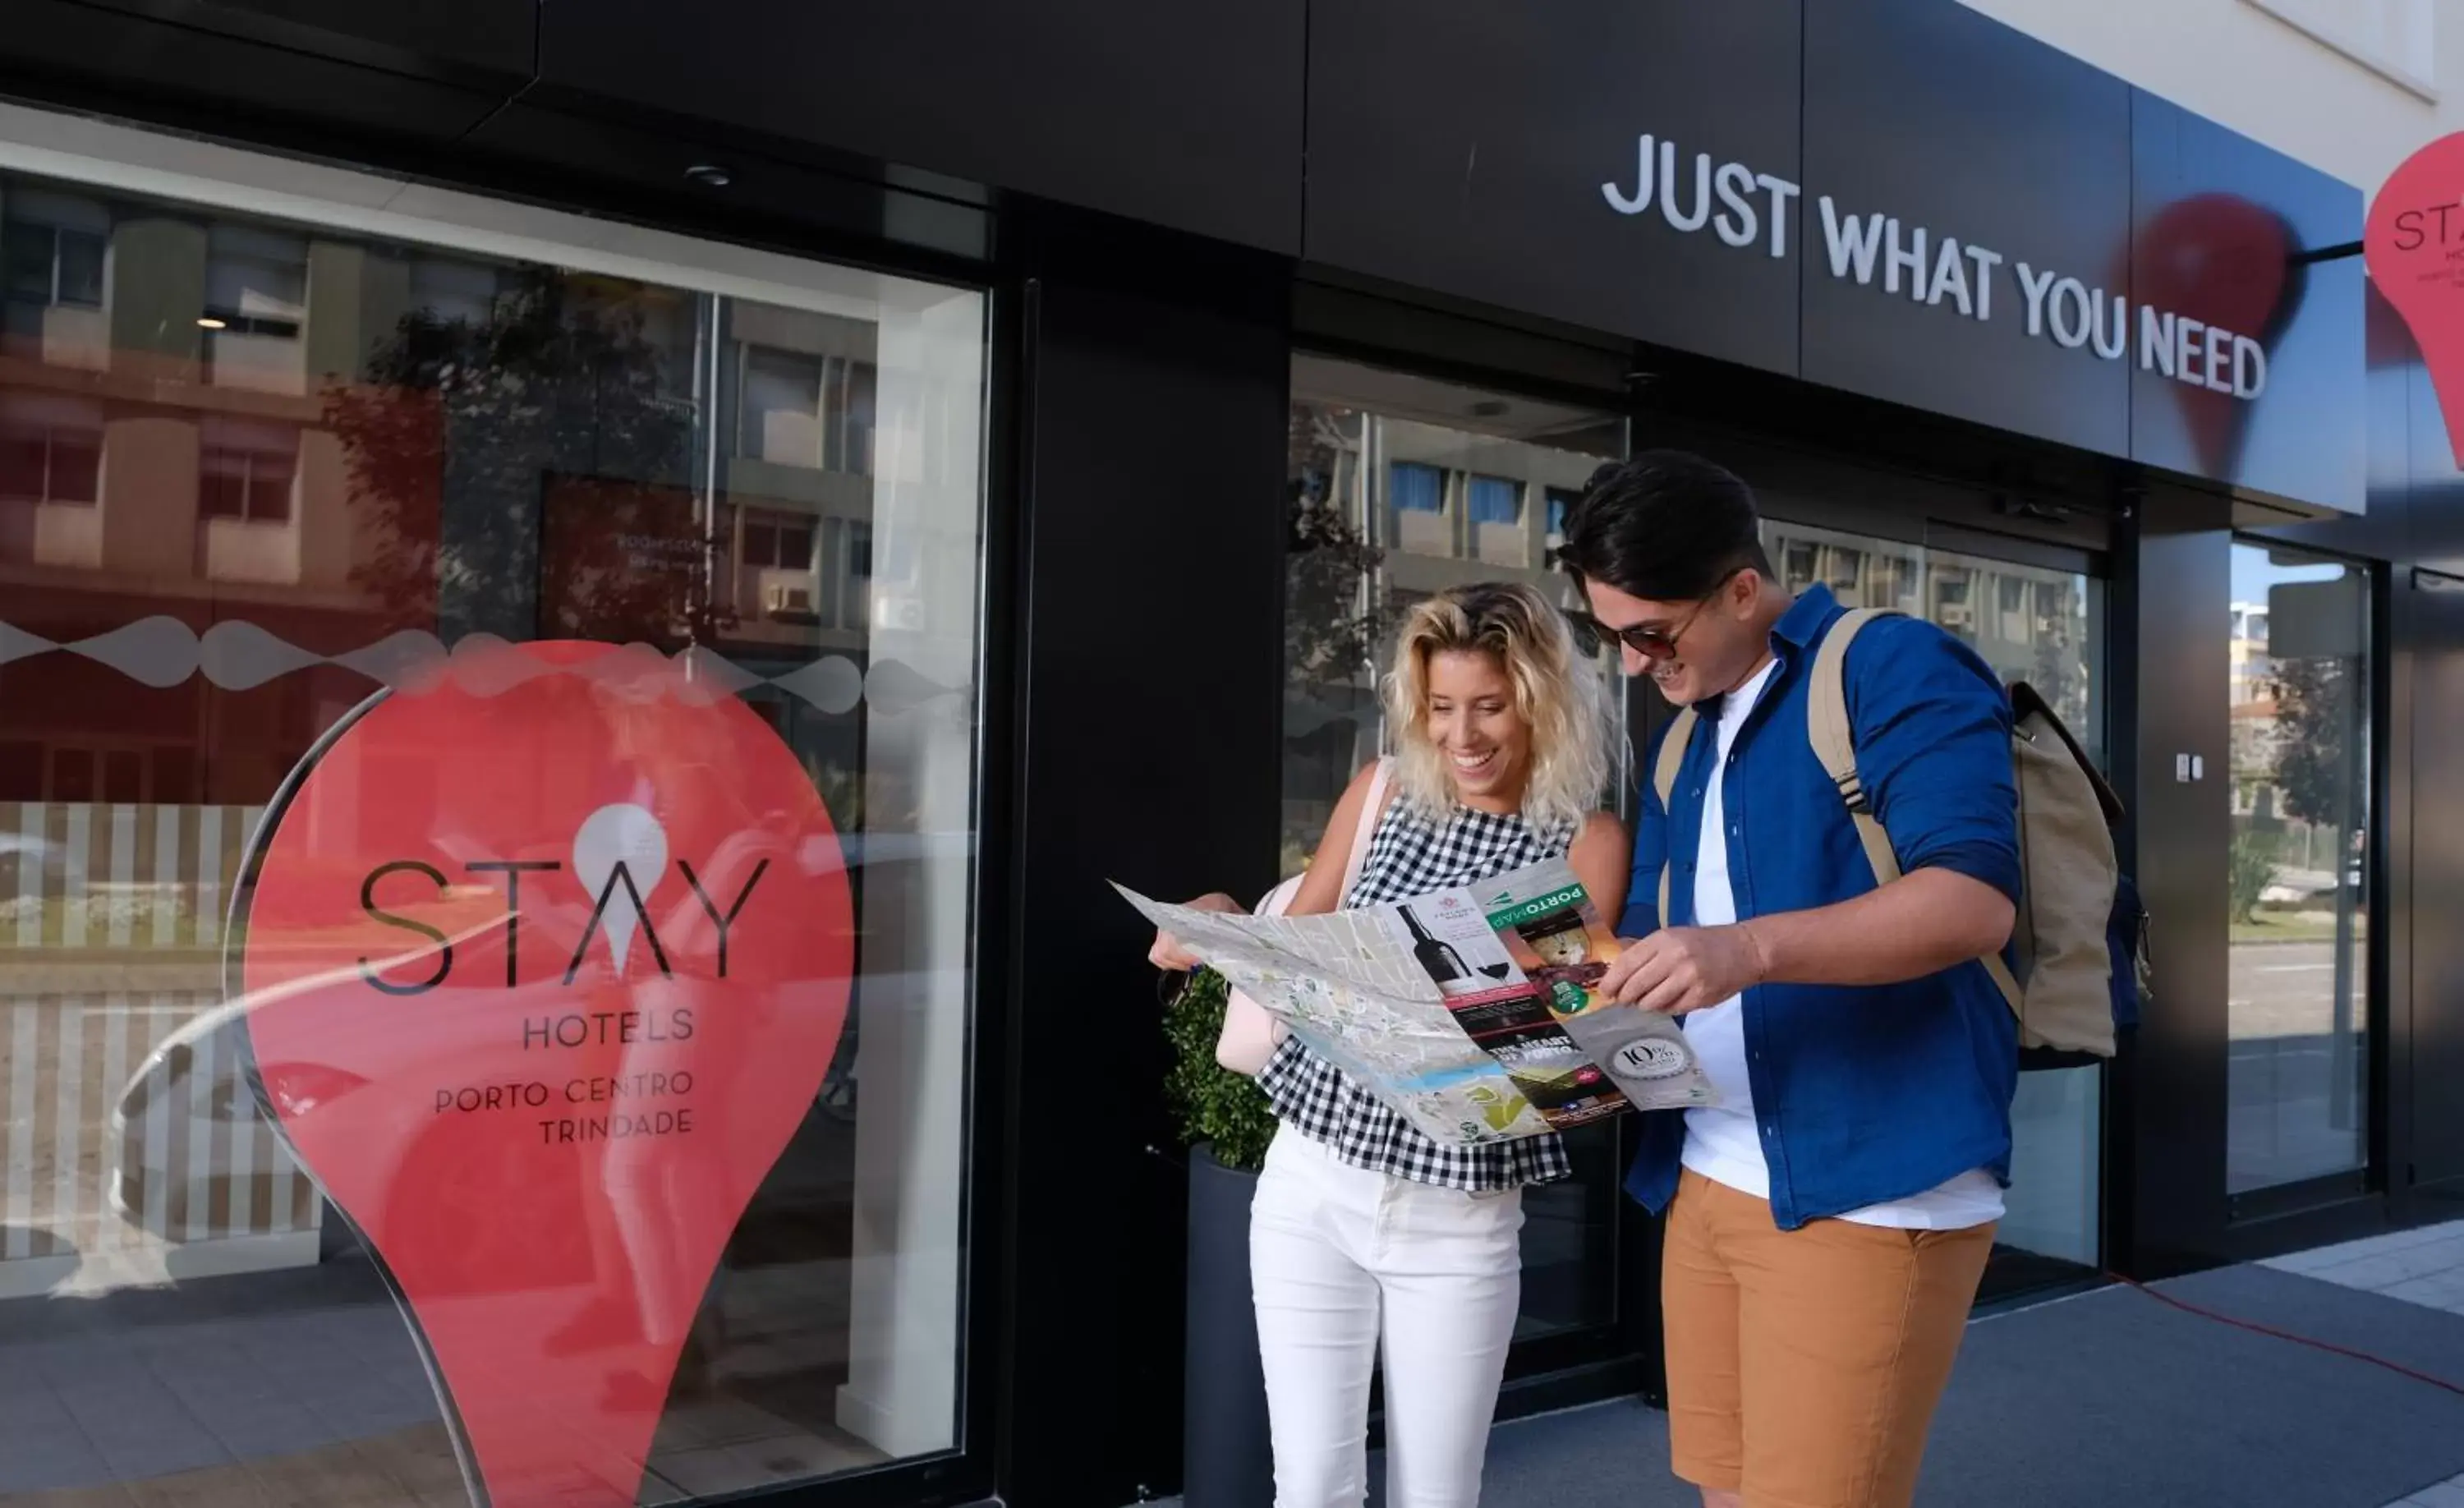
[0,0,517,145]
[1800,0,2133,456]
[2122,506,2236,1274]
[536,0,1305,255]
[64,0,537,81]
[2130,94,2365,514]
[457,101,992,267]
[2406,567,2464,1202]
[1303,0,1803,376]
[999,225,1289,1506]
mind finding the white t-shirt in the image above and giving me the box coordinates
[1676,658,2004,1231]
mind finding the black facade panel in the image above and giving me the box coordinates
[458,101,992,265]
[61,0,537,81]
[2407,359,2464,575]
[2405,568,2464,1195]
[536,0,1305,255]
[1000,232,1289,1506]
[1800,0,2133,457]
[0,0,510,144]
[1303,0,1803,376]
[2123,507,2236,1275]
[2129,93,2365,514]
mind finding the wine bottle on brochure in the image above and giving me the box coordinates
[1397,903,1469,986]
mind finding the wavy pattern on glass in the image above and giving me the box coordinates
[0,618,963,712]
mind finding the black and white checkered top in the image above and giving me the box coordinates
[1257,796,1578,1191]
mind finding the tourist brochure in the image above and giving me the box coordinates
[1118,858,1716,1147]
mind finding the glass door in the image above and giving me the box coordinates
[2224,541,2372,1201]
[1763,515,2111,1296]
[1284,353,1630,1367]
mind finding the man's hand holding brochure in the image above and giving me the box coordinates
[1118,859,1715,1147]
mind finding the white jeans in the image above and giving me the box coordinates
[1248,1123,1525,1508]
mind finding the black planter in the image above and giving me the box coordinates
[1185,1142,1275,1508]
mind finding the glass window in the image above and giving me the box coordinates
[845,521,874,583]
[739,343,878,476]
[828,353,878,475]
[1781,540,1819,593]
[58,228,105,307]
[841,522,876,632]
[3,222,105,308]
[741,506,816,571]
[742,344,824,463]
[0,140,989,1507]
[198,420,298,524]
[2,221,51,301]
[1929,549,2103,770]
[1543,485,1579,546]
[1288,353,1627,1347]
[203,223,307,333]
[1389,461,1452,560]
[1391,461,1445,512]
[1469,475,1522,527]
[2227,542,2371,1193]
[408,254,507,326]
[1469,475,1528,568]
[0,396,103,507]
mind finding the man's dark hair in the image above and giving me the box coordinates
[1557,450,1773,601]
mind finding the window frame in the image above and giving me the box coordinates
[2221,535,2387,1220]
[3,219,107,310]
[0,96,1011,1508]
[0,411,103,507]
[738,343,880,476]
[197,431,299,525]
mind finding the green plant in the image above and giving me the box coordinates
[2227,828,2275,925]
[1160,968,1279,1173]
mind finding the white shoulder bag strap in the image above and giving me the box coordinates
[1214,757,1394,1074]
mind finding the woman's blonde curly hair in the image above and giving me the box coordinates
[1381,582,1612,838]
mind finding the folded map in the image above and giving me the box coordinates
[1119,857,1716,1147]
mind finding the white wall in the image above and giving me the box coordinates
[1956,0,2462,191]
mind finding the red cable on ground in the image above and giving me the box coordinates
[2103,1270,2464,1400]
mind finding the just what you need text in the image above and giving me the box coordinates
[1603,132,2273,401]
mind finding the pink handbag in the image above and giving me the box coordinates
[1214,757,1393,1074]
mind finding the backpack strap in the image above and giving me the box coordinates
[1806,609,2025,1018]
[1652,706,1699,931]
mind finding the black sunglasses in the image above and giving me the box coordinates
[1564,570,1743,660]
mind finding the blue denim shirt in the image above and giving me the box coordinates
[1620,586,2021,1230]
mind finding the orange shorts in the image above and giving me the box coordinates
[1662,1168,1995,1508]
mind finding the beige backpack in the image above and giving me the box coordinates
[1652,608,2126,1057]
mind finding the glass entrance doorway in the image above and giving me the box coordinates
[1284,353,1632,1367]
[1763,514,2111,1294]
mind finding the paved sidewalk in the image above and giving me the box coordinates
[2264,1221,2464,1508]
[2266,1219,2464,1318]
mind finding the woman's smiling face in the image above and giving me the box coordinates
[1424,649,1532,808]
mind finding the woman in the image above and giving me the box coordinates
[1150,582,1629,1508]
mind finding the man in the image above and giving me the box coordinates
[1557,452,2020,1508]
